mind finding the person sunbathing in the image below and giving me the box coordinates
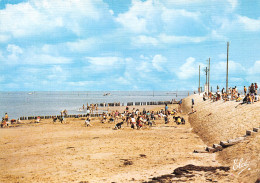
[176,116,181,125]
[114,122,124,129]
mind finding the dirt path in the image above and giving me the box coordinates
[0,113,233,182]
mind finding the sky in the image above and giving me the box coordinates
[0,0,260,91]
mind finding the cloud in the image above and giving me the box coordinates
[0,0,112,40]
[161,8,201,23]
[115,0,150,33]
[7,44,23,54]
[47,65,67,81]
[1,44,72,65]
[213,60,245,74]
[159,34,206,44]
[0,34,9,42]
[162,0,205,5]
[86,57,123,66]
[132,35,159,47]
[152,54,167,72]
[237,15,260,32]
[246,60,260,83]
[115,0,203,35]
[248,61,260,74]
[66,38,100,53]
[25,54,72,65]
[4,44,23,63]
[132,34,207,47]
[227,0,238,10]
[176,57,198,80]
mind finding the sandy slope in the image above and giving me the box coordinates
[182,94,260,183]
[0,104,232,183]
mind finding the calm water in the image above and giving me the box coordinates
[0,91,191,119]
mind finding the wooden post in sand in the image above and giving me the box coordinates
[208,57,210,96]
[226,42,229,94]
[199,65,200,94]
[204,67,208,93]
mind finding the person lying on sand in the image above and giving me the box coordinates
[109,117,114,123]
[85,118,92,127]
[176,116,182,125]
[114,122,124,130]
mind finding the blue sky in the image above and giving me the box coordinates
[0,0,259,91]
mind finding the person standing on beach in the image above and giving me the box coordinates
[255,83,258,94]
[86,108,90,117]
[165,104,168,115]
[4,113,8,122]
[115,110,119,122]
[179,99,182,109]
[244,86,247,96]
[250,83,255,94]
[131,116,136,129]
[151,111,155,120]
[164,115,169,124]
[192,98,194,106]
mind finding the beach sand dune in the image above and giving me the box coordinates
[182,94,260,183]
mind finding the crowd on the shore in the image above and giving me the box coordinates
[203,83,258,104]
[1,103,186,129]
[84,104,186,129]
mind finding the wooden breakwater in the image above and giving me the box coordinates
[19,100,179,120]
[19,114,103,120]
[99,100,176,107]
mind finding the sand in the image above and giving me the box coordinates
[1,99,259,182]
[182,94,260,183]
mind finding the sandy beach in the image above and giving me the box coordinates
[0,98,259,183]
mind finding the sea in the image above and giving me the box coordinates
[0,91,192,119]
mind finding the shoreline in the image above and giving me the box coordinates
[12,100,179,121]
[1,94,259,182]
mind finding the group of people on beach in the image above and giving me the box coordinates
[1,113,21,128]
[1,113,9,128]
[80,103,99,113]
[203,83,258,104]
[242,83,258,104]
[83,104,185,130]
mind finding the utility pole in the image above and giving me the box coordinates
[226,42,229,94]
[204,67,208,94]
[208,58,210,96]
[199,65,200,94]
